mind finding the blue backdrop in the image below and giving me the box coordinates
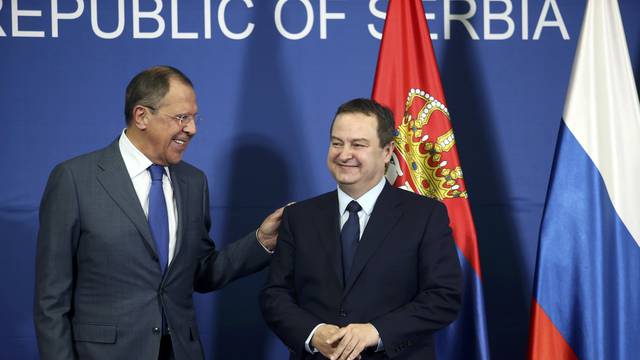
[1,1,639,359]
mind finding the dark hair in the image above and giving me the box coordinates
[331,98,395,147]
[124,66,193,125]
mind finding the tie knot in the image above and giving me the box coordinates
[149,164,165,181]
[346,200,362,214]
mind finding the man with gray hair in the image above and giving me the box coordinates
[34,66,283,359]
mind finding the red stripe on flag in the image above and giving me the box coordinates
[528,300,578,360]
[444,200,482,279]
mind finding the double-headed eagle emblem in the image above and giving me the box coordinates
[386,89,468,200]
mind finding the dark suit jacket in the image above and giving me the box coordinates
[34,140,270,360]
[261,183,462,360]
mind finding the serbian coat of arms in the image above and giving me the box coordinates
[386,89,468,201]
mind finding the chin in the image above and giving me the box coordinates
[166,156,183,165]
[336,176,358,186]
[339,172,360,181]
[165,151,185,164]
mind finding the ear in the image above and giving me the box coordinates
[132,105,149,130]
[383,141,394,163]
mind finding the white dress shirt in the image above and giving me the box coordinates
[305,176,387,353]
[337,176,386,239]
[118,129,178,265]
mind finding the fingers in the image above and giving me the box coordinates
[313,325,341,359]
[331,324,379,360]
[259,207,285,237]
[326,327,347,344]
[347,343,366,360]
[275,201,295,214]
[336,333,364,360]
[270,203,293,221]
[331,331,353,360]
[323,323,378,360]
[267,207,284,222]
[264,203,292,228]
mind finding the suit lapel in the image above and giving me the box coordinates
[168,165,187,265]
[96,141,158,258]
[312,192,344,288]
[343,183,402,296]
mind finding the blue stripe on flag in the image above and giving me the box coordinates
[535,121,640,360]
[437,247,490,360]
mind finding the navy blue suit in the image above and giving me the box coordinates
[261,182,462,359]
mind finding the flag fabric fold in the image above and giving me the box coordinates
[529,0,640,359]
[372,1,490,359]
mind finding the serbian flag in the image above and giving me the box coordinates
[528,0,640,359]
[372,0,490,359]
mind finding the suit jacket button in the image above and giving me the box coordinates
[152,327,161,335]
[339,310,347,317]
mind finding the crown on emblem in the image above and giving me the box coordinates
[390,89,467,200]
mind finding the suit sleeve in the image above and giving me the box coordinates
[193,175,270,292]
[371,201,463,358]
[34,164,79,360]
[260,207,322,356]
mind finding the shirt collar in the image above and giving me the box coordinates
[337,176,387,216]
[118,129,170,180]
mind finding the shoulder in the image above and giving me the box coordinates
[389,185,441,205]
[386,185,447,216]
[284,190,336,215]
[41,144,116,200]
[47,143,114,179]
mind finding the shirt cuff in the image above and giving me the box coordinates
[255,229,274,254]
[368,323,383,352]
[305,323,325,353]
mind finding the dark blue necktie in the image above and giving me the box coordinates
[148,165,169,274]
[341,200,362,283]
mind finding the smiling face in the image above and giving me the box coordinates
[129,78,198,165]
[327,112,393,199]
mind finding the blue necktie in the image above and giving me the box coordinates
[148,165,169,274]
[341,200,362,283]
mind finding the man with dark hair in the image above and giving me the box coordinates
[333,98,396,147]
[34,65,283,360]
[261,98,462,360]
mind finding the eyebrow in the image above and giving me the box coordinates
[331,136,369,142]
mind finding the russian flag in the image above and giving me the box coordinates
[529,0,640,359]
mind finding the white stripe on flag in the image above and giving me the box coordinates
[563,0,640,246]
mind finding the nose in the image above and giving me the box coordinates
[337,145,353,161]
[182,119,197,135]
